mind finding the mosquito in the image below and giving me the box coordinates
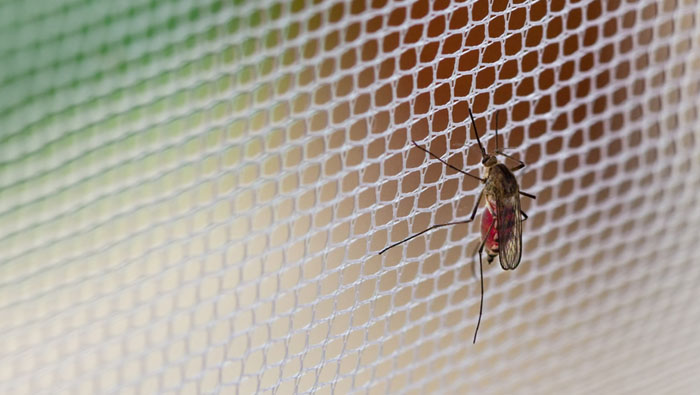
[378,108,536,343]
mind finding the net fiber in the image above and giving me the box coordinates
[2,0,700,394]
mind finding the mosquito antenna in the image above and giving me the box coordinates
[494,110,500,152]
[468,108,487,158]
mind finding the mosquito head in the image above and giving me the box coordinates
[481,154,497,168]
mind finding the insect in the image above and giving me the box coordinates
[378,108,536,343]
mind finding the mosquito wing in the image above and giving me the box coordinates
[496,192,522,270]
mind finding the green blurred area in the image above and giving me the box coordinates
[0,0,291,258]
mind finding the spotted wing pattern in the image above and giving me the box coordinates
[496,192,522,270]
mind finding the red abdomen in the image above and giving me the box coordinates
[481,202,499,255]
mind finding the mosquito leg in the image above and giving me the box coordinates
[467,189,484,224]
[474,245,484,344]
[471,243,481,280]
[473,220,495,344]
[509,163,525,172]
[519,190,536,200]
[495,150,527,172]
[379,219,472,255]
[521,210,528,221]
[379,190,484,255]
[412,141,484,183]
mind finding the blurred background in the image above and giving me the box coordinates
[1,0,700,393]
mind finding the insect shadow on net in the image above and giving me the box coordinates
[378,108,536,343]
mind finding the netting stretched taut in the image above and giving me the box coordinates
[1,0,700,394]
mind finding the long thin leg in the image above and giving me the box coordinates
[473,220,495,344]
[521,209,528,221]
[519,190,536,200]
[379,190,483,255]
[470,241,481,280]
[495,150,526,172]
[412,141,484,183]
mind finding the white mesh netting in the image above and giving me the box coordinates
[2,0,700,393]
